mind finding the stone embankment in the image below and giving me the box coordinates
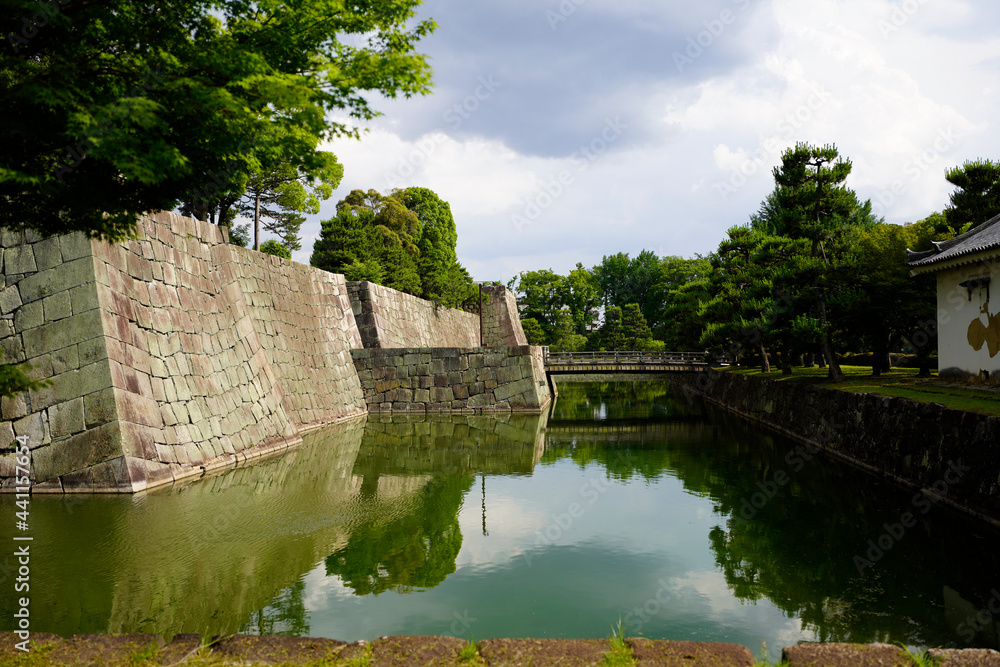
[347,280,479,349]
[670,370,1000,525]
[352,346,550,412]
[0,212,547,493]
[3,633,998,666]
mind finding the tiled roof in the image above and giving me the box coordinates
[906,212,1000,269]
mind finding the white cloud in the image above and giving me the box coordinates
[282,1,1000,278]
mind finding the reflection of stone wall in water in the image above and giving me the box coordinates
[328,412,547,596]
[0,212,545,492]
[353,412,548,477]
[13,412,549,637]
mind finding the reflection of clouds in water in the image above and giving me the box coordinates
[301,563,359,611]
[455,493,550,568]
[662,570,817,651]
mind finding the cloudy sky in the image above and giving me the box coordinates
[288,0,1000,282]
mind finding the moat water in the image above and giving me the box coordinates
[3,380,1000,661]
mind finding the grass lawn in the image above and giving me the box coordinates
[728,365,1000,417]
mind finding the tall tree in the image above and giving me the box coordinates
[944,159,1000,234]
[593,250,661,324]
[239,152,343,251]
[513,270,565,342]
[764,143,876,382]
[559,264,601,336]
[396,187,476,308]
[1,0,434,241]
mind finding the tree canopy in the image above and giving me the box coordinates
[310,187,476,308]
[944,159,1000,234]
[1,0,435,241]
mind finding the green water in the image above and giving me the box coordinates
[2,380,1000,660]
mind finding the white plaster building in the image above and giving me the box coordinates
[908,214,1000,381]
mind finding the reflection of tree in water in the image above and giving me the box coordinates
[550,382,1000,648]
[546,380,709,482]
[686,410,1000,648]
[241,579,310,637]
[551,381,697,422]
[325,475,472,595]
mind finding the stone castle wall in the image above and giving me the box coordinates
[0,212,545,493]
[346,281,479,349]
[351,346,551,413]
[227,245,366,428]
[671,370,1000,524]
[482,284,527,346]
[0,212,366,492]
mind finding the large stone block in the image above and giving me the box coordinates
[30,420,123,483]
[4,245,36,274]
[19,257,95,304]
[49,397,86,439]
[23,308,104,358]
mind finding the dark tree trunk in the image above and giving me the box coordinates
[803,352,814,368]
[760,344,771,373]
[780,342,792,375]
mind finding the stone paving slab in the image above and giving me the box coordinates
[367,635,467,666]
[44,633,165,666]
[3,633,1000,666]
[930,648,1000,666]
[782,642,911,666]
[478,638,611,666]
[209,633,349,664]
[630,638,755,666]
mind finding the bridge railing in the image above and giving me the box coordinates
[542,349,708,366]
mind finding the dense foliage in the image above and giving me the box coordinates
[510,143,963,378]
[310,187,477,309]
[1,0,434,241]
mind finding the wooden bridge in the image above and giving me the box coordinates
[542,350,708,374]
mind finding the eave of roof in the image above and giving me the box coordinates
[905,212,1000,272]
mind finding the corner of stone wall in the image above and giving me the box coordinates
[481,284,527,347]
[0,227,138,491]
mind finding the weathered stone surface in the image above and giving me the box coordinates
[210,633,349,664]
[353,346,551,414]
[673,371,1000,522]
[631,638,755,666]
[782,642,909,666]
[348,280,480,350]
[929,648,1000,666]
[0,285,21,314]
[479,638,610,666]
[365,635,466,666]
[45,633,165,665]
[48,397,86,439]
[4,244,36,274]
